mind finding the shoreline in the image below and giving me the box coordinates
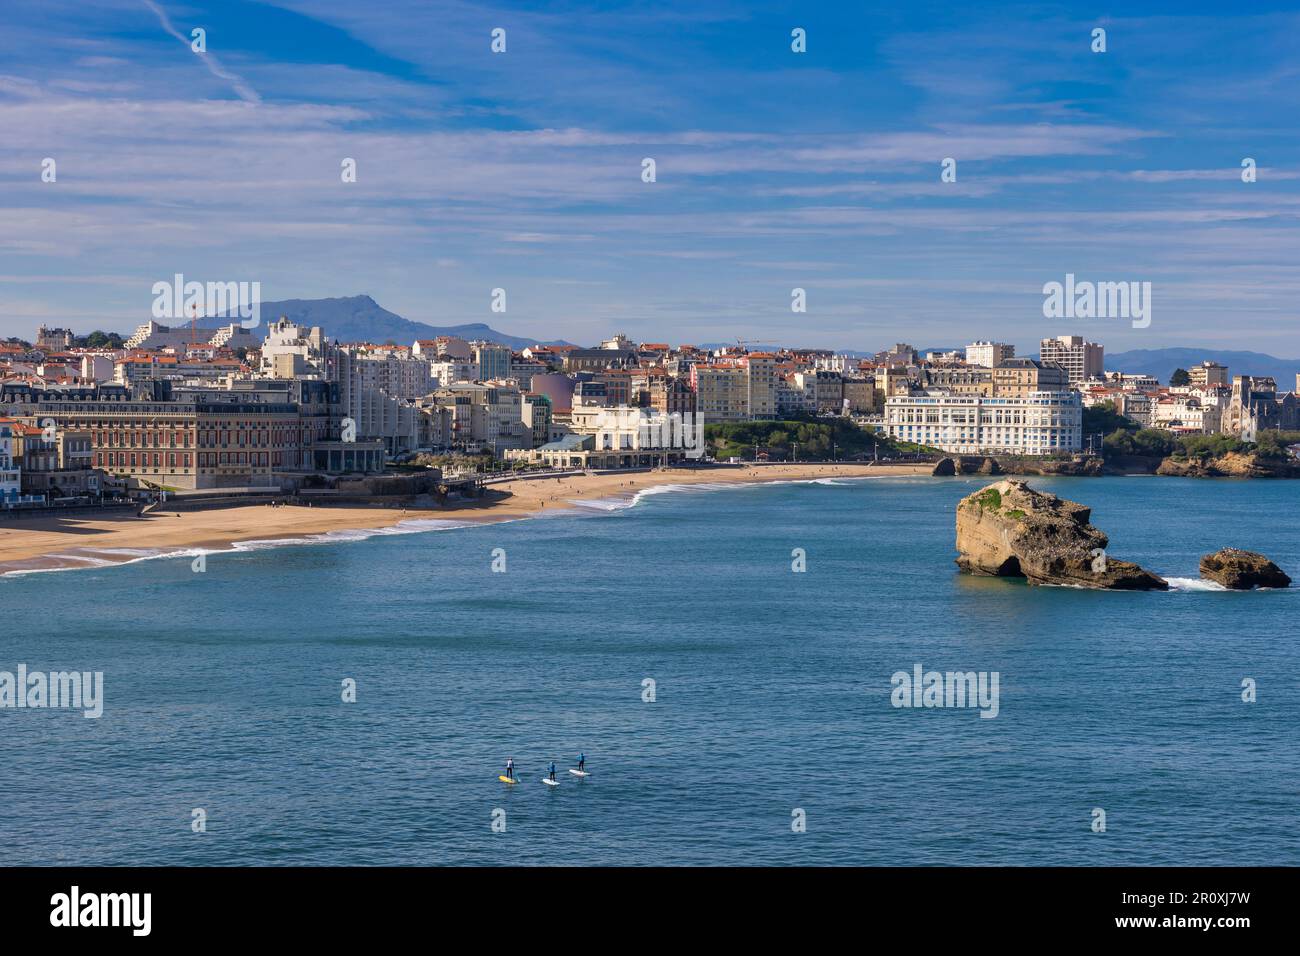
[0,463,932,577]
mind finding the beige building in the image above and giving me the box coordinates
[841,377,878,414]
[1188,361,1230,388]
[692,365,748,422]
[991,358,1069,398]
[743,353,778,419]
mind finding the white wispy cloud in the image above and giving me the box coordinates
[139,0,261,104]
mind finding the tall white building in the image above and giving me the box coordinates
[884,391,1083,455]
[966,342,1016,368]
[1039,336,1103,385]
[260,317,327,378]
[330,345,434,451]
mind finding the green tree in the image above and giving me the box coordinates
[79,330,123,349]
[1169,368,1191,386]
[1083,400,1138,435]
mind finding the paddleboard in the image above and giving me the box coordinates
[542,777,559,786]
[568,769,590,777]
[498,775,519,784]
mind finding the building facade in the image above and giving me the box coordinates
[1039,336,1103,385]
[885,391,1083,455]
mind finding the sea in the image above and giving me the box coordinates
[2,475,1297,866]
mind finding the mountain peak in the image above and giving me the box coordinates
[256,295,573,350]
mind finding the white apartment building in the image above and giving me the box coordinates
[331,346,434,450]
[125,319,256,352]
[1039,335,1103,385]
[429,360,480,386]
[260,318,327,378]
[79,354,116,382]
[885,391,1083,455]
[966,342,1016,368]
[1152,395,1221,434]
[813,355,854,375]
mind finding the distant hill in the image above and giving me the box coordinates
[1105,348,1300,385]
[256,295,573,350]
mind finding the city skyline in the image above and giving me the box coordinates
[4,1,1300,351]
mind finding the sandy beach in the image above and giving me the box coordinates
[0,462,932,576]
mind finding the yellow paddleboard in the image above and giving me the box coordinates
[499,775,519,784]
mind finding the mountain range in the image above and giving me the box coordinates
[246,297,1299,385]
[1105,348,1300,384]
[256,295,573,351]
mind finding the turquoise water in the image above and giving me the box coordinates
[2,475,1297,866]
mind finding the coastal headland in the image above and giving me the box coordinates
[0,462,931,576]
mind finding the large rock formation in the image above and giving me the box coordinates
[955,480,1168,590]
[1199,549,1292,589]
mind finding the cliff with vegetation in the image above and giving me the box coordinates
[954,480,1168,590]
[1090,403,1300,478]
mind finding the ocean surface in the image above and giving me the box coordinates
[2,475,1297,866]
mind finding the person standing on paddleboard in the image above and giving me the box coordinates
[505,757,515,782]
[577,753,585,772]
[548,761,557,782]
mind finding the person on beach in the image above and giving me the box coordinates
[505,757,515,782]
[548,761,557,782]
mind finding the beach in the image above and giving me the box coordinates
[0,462,932,576]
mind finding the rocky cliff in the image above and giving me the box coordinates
[1155,452,1300,479]
[954,480,1168,590]
[932,456,1103,477]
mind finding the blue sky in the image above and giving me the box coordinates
[2,0,1299,354]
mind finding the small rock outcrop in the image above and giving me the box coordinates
[1199,549,1292,589]
[931,457,957,476]
[977,457,1002,476]
[955,480,1168,590]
